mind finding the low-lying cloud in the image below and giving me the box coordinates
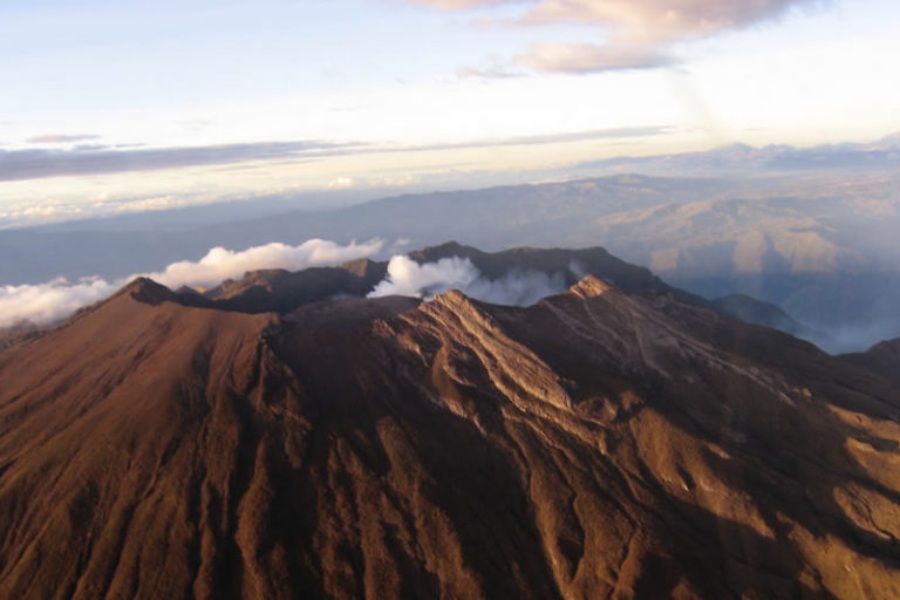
[0,277,119,331]
[146,239,383,289]
[0,239,382,329]
[369,255,569,306]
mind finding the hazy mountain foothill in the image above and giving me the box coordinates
[1,244,899,598]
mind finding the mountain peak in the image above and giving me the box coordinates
[428,287,485,315]
[569,275,613,299]
[408,240,478,263]
[121,276,176,305]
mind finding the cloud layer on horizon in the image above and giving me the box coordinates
[0,239,383,329]
[415,0,825,73]
[0,126,672,183]
[0,140,363,182]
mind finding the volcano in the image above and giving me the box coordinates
[0,245,898,599]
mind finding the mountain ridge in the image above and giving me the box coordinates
[0,243,872,354]
[1,245,898,598]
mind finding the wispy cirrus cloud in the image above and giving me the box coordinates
[412,0,828,72]
[26,134,102,144]
[403,125,673,151]
[515,42,675,73]
[457,64,525,79]
[0,140,365,182]
[0,127,669,182]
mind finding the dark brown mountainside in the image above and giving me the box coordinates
[408,241,676,296]
[842,338,900,383]
[192,243,706,319]
[202,258,388,314]
[0,264,899,598]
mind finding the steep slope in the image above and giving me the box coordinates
[0,279,293,599]
[0,272,898,598]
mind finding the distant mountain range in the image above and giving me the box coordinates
[2,146,899,350]
[1,244,898,598]
[572,133,900,175]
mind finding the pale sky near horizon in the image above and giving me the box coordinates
[1,0,898,225]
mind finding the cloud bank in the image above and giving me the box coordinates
[0,239,382,329]
[414,0,825,72]
[0,278,119,330]
[369,255,569,306]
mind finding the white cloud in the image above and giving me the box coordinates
[146,239,383,289]
[466,268,568,305]
[368,254,569,306]
[516,42,674,73]
[111,195,187,214]
[416,0,821,41]
[413,0,826,72]
[0,238,383,329]
[369,256,479,298]
[519,0,820,43]
[0,277,118,329]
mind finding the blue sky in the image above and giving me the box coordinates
[1,0,899,224]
